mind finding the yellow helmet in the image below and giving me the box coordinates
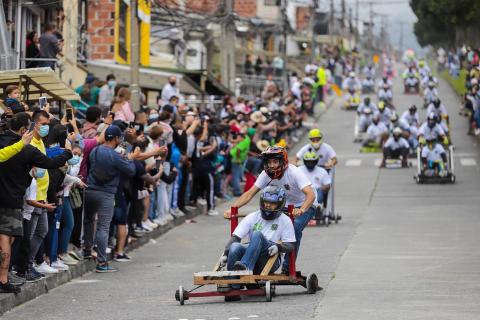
[308,129,323,140]
[276,139,287,148]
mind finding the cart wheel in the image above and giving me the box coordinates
[450,174,456,183]
[306,273,319,294]
[324,215,329,227]
[415,176,421,184]
[175,285,185,305]
[335,214,339,224]
[265,281,273,302]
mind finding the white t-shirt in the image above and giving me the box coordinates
[255,164,313,207]
[367,122,388,139]
[298,165,331,206]
[384,137,410,150]
[418,123,445,140]
[296,143,336,167]
[421,144,446,162]
[23,179,37,220]
[233,210,296,244]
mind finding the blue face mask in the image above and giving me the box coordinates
[35,168,46,178]
[108,80,117,88]
[67,155,80,165]
[39,125,49,137]
[148,114,158,121]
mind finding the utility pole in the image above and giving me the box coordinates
[130,0,140,111]
[398,21,404,52]
[355,0,359,43]
[310,0,318,62]
[341,0,345,38]
[221,0,235,91]
[368,2,373,50]
[329,0,334,44]
[281,0,288,92]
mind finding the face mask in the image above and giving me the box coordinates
[169,81,176,86]
[39,125,49,137]
[311,142,321,149]
[35,168,46,178]
[68,155,80,165]
[108,80,117,88]
[149,114,158,121]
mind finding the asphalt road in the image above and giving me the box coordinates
[4,66,480,320]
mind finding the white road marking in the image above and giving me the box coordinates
[460,158,477,166]
[411,159,418,167]
[374,159,382,167]
[228,317,241,320]
[345,159,362,167]
[248,316,260,318]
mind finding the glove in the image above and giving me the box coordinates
[218,255,228,268]
[268,244,279,257]
[442,136,449,145]
[419,137,426,145]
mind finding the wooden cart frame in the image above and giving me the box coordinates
[175,205,322,304]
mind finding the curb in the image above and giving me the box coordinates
[0,204,207,316]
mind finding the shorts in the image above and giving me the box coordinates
[0,207,23,237]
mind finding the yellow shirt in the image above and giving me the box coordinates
[316,67,327,86]
[30,137,49,201]
[0,140,24,162]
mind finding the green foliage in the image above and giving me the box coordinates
[410,0,480,47]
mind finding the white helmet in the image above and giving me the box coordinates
[349,71,355,78]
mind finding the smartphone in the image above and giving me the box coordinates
[66,107,73,121]
[28,121,36,132]
[39,97,47,110]
[155,158,163,170]
[158,140,165,147]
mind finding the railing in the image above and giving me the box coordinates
[235,73,284,99]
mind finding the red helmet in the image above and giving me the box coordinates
[261,146,288,179]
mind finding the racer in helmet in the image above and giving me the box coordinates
[224,146,315,272]
[357,96,378,115]
[418,112,448,145]
[423,81,439,106]
[421,138,448,177]
[426,97,448,120]
[418,59,431,78]
[219,186,296,277]
[298,152,331,205]
[363,113,389,147]
[421,73,438,89]
[376,101,392,124]
[400,104,420,127]
[342,71,361,92]
[381,127,410,168]
[358,107,374,132]
[377,76,392,91]
[363,63,375,78]
[378,82,393,102]
[295,129,337,169]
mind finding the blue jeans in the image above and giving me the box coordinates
[317,190,325,205]
[59,196,74,254]
[227,231,280,273]
[231,162,243,196]
[45,204,64,262]
[282,207,315,271]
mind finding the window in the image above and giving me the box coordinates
[264,0,279,6]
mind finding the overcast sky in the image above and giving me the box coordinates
[319,0,422,52]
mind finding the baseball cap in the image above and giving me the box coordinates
[105,125,123,141]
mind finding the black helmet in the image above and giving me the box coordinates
[260,186,287,220]
[409,104,417,113]
[433,98,441,108]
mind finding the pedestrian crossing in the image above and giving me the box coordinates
[340,157,478,168]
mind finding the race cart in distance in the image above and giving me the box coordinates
[312,167,342,227]
[175,206,322,305]
[404,74,420,94]
[343,88,361,111]
[414,145,456,184]
[362,77,375,94]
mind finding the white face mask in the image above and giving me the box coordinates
[311,142,321,150]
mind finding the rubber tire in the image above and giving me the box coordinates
[176,285,185,305]
[450,175,456,184]
[307,273,319,294]
[265,281,272,302]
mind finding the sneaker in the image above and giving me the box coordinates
[16,270,42,283]
[197,198,207,206]
[82,249,93,260]
[145,219,158,228]
[133,226,146,234]
[165,214,174,222]
[113,253,132,262]
[68,248,83,261]
[35,262,59,274]
[233,261,247,271]
[29,267,45,279]
[185,205,197,211]
[207,209,219,216]
[8,272,25,286]
[141,222,153,232]
[131,227,146,238]
[95,263,118,273]
[475,128,480,136]
[171,208,185,217]
[51,260,69,271]
[106,247,112,254]
[59,253,79,266]
[179,207,191,215]
[0,281,21,294]
[153,217,168,226]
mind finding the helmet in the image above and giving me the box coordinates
[378,101,385,111]
[349,71,355,78]
[364,107,373,115]
[363,97,371,105]
[427,112,437,128]
[303,151,319,171]
[433,98,441,108]
[309,129,323,149]
[409,104,417,113]
[392,127,402,139]
[261,146,289,179]
[372,113,380,123]
[390,113,399,123]
[259,186,286,221]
